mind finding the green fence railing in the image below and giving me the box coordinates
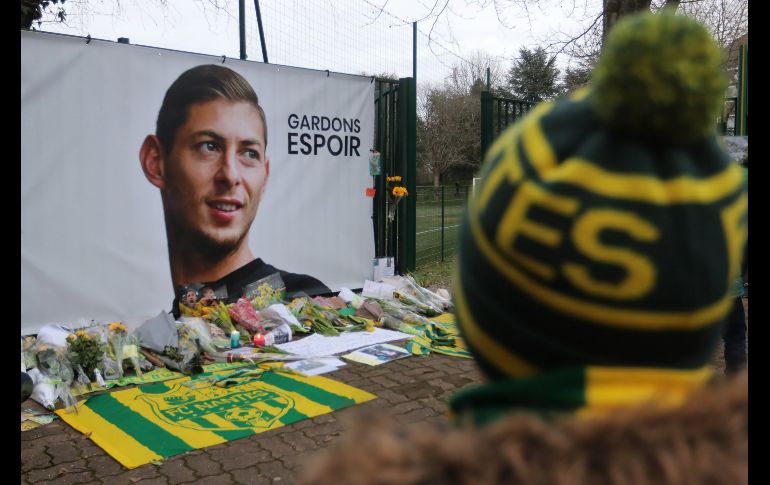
[415,184,471,267]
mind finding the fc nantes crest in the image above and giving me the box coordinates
[137,382,295,431]
[57,369,376,469]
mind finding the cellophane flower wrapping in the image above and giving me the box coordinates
[229,297,262,334]
[34,342,76,410]
[386,177,409,222]
[402,275,454,312]
[107,322,131,377]
[244,273,287,310]
[22,335,37,372]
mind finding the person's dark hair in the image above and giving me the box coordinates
[156,64,267,154]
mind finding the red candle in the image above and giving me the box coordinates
[253,333,265,347]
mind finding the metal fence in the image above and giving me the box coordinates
[415,184,471,267]
[718,97,738,136]
[480,92,536,162]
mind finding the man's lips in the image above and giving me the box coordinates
[207,199,243,222]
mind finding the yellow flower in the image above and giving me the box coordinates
[109,322,128,333]
[392,186,408,197]
[67,334,77,341]
[76,330,88,339]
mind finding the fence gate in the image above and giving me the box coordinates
[373,77,416,274]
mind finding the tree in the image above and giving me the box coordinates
[21,0,67,29]
[561,64,593,94]
[396,1,746,69]
[21,0,176,31]
[673,0,748,69]
[417,85,481,188]
[444,50,509,97]
[603,0,653,42]
[506,47,561,102]
[415,53,506,187]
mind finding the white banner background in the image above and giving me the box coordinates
[21,31,375,335]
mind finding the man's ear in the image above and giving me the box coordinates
[139,135,166,189]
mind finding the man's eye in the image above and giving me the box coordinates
[197,141,218,154]
[244,150,259,160]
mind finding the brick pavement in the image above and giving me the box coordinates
[21,342,483,485]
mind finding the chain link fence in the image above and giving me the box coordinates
[415,184,471,267]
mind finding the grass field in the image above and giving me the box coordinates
[415,185,470,267]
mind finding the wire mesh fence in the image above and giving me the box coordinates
[41,1,499,110]
[415,184,471,267]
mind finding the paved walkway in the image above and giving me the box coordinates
[21,343,482,485]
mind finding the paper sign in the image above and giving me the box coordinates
[343,343,411,366]
[275,327,413,357]
[362,279,396,299]
[373,257,395,282]
[284,358,346,376]
[369,151,381,176]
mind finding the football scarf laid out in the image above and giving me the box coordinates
[405,313,473,359]
[56,367,375,469]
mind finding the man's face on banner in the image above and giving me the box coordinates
[162,99,269,253]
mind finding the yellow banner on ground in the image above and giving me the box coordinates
[57,368,375,469]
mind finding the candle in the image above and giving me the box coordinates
[230,330,240,349]
[253,333,265,347]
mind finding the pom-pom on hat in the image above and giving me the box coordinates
[455,11,747,382]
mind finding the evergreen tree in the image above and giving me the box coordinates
[507,46,562,102]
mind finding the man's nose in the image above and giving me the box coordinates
[215,148,241,187]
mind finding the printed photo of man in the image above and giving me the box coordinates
[139,65,330,315]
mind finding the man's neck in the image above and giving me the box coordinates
[168,240,255,287]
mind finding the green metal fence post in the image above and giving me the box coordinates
[440,185,445,262]
[736,44,748,136]
[480,91,493,161]
[397,77,417,274]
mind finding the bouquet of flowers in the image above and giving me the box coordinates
[209,301,237,334]
[292,297,372,336]
[34,343,76,410]
[402,275,454,312]
[393,289,442,317]
[386,176,409,222]
[22,336,37,372]
[229,297,263,334]
[66,329,106,387]
[107,322,142,377]
[245,273,287,310]
[178,317,218,355]
[375,298,434,328]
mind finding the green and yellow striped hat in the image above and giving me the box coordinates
[455,12,747,381]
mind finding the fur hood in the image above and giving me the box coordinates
[298,371,747,485]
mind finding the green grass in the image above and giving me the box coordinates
[415,186,469,267]
[408,255,457,291]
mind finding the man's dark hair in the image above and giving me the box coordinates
[156,64,267,154]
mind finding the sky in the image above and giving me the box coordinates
[36,0,598,85]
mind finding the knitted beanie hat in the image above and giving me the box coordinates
[455,12,748,381]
